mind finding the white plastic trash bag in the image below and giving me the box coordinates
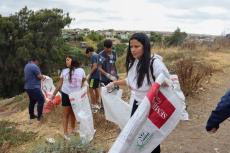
[68,86,95,142]
[109,73,183,153]
[170,75,189,120]
[101,88,132,130]
[41,75,61,102]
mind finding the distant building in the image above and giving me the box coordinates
[120,34,129,39]
[104,34,115,39]
[79,30,90,36]
[109,38,121,45]
[62,29,77,35]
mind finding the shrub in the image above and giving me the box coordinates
[0,120,38,152]
[175,56,213,96]
[24,135,105,153]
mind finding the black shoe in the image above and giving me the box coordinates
[37,116,43,122]
[30,115,38,120]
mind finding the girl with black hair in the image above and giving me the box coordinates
[105,33,170,153]
[51,54,88,141]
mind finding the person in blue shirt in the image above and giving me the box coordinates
[24,56,45,122]
[206,89,230,134]
[86,47,101,113]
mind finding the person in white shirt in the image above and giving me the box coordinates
[105,33,170,153]
[51,54,88,141]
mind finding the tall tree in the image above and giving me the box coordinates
[165,27,187,46]
[0,6,73,98]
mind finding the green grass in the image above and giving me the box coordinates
[12,99,29,111]
[0,92,28,108]
[24,135,105,153]
[0,120,38,152]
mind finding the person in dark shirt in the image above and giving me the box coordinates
[86,47,100,113]
[24,56,45,122]
[206,89,230,134]
[97,39,119,111]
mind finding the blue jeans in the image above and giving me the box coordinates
[26,88,45,118]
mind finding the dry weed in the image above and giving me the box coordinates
[175,56,213,96]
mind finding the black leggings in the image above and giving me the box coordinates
[131,100,161,153]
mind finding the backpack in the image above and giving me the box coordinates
[150,58,156,82]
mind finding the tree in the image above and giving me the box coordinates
[114,43,128,57]
[97,34,104,41]
[120,38,129,43]
[83,28,90,31]
[0,6,73,98]
[96,39,105,53]
[165,27,187,46]
[115,34,121,40]
[149,31,162,43]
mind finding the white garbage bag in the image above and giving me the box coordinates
[101,88,132,130]
[68,86,95,142]
[109,73,183,153]
[170,75,189,120]
[41,75,61,102]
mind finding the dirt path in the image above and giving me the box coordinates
[1,68,230,152]
[161,66,230,153]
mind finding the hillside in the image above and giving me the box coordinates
[1,43,230,152]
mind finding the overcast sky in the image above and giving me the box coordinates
[1,0,230,35]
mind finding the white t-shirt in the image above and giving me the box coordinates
[125,54,170,102]
[60,68,86,94]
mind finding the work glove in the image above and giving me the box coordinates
[161,78,170,87]
[105,82,114,93]
[105,73,117,81]
[50,94,55,101]
[86,74,90,81]
[83,80,89,88]
[116,73,120,79]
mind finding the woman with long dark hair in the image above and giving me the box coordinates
[105,33,170,153]
[51,54,88,141]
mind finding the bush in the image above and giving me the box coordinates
[70,50,90,65]
[120,38,129,43]
[114,43,128,57]
[24,135,105,153]
[0,120,38,152]
[96,42,104,53]
[175,56,213,96]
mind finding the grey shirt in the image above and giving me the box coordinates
[97,50,117,82]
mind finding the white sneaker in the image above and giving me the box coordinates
[92,104,101,109]
[92,108,98,113]
[71,128,79,134]
[64,133,70,141]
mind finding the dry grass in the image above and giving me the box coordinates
[175,56,213,96]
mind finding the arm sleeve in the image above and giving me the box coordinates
[114,51,116,61]
[206,89,230,131]
[33,66,41,75]
[60,69,64,78]
[97,54,103,66]
[152,59,170,80]
[125,77,130,87]
[91,55,97,64]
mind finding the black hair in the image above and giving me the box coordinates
[86,47,94,54]
[104,39,113,48]
[66,54,80,83]
[31,56,41,62]
[126,33,152,88]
